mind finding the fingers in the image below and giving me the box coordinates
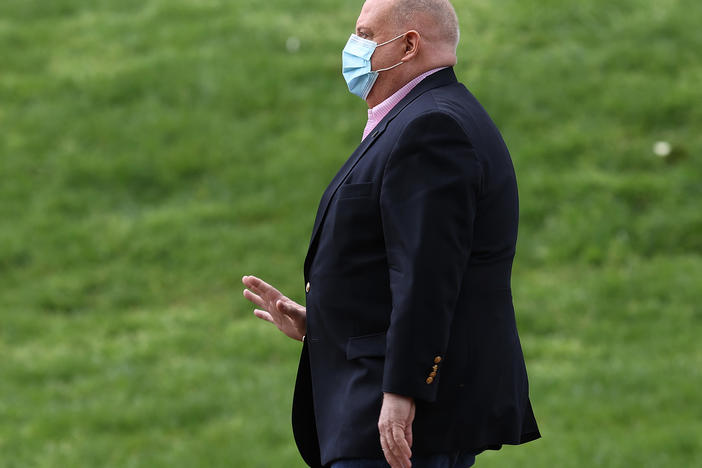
[380,433,403,468]
[379,434,391,466]
[391,423,412,466]
[378,393,415,468]
[379,423,411,468]
[406,403,415,448]
[242,288,266,310]
[253,309,274,323]
[242,275,263,289]
[242,275,281,300]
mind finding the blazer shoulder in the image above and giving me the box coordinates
[404,81,504,148]
[397,101,472,145]
[402,82,471,120]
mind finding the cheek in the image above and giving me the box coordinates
[369,53,380,70]
[370,47,392,69]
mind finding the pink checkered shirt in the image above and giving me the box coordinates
[362,67,446,141]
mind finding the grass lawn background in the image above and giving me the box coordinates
[1,0,700,466]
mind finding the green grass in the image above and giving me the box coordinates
[1,0,700,466]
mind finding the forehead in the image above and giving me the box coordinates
[356,0,394,32]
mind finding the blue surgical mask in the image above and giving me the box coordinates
[342,33,406,100]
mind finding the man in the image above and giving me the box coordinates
[242,0,540,466]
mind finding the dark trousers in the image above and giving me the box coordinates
[329,451,477,468]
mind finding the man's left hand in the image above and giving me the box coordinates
[378,392,416,468]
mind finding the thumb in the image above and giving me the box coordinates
[276,299,288,313]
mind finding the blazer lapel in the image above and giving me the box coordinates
[372,67,458,135]
[303,67,459,277]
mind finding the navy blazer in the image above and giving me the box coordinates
[292,68,540,467]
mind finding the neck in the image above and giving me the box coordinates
[366,61,452,108]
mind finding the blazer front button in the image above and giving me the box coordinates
[306,282,311,293]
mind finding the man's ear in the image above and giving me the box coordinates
[401,30,420,61]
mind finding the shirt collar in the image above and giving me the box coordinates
[363,66,447,140]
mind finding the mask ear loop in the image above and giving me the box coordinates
[372,61,404,73]
[371,32,408,73]
[376,32,407,47]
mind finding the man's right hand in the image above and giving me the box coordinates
[242,275,307,342]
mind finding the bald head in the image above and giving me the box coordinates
[354,0,459,107]
[390,0,460,51]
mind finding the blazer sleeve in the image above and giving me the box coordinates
[379,111,482,402]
